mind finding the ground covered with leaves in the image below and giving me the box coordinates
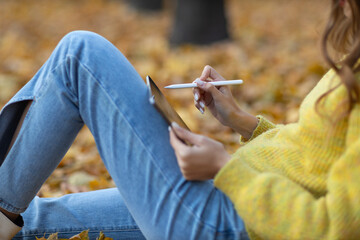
[36,230,111,240]
[1,0,328,238]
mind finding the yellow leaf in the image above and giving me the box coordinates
[35,237,47,240]
[69,230,89,240]
[96,232,113,240]
[37,233,58,240]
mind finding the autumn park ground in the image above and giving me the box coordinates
[1,0,328,239]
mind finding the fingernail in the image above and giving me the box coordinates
[200,108,204,114]
[199,101,205,109]
[172,122,180,128]
[194,93,199,101]
[168,126,171,132]
[195,79,205,86]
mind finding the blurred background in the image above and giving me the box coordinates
[0,0,327,197]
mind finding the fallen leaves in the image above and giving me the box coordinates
[0,0,329,237]
[35,230,112,240]
[0,0,329,196]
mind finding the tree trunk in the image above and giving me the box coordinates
[170,0,229,46]
[125,0,163,12]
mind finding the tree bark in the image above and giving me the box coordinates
[125,0,163,11]
[124,0,230,45]
[170,0,229,46]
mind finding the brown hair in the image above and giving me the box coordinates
[317,0,360,122]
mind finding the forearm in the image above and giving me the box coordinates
[227,110,259,139]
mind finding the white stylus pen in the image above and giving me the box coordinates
[164,80,244,89]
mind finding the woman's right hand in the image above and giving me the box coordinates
[193,65,259,139]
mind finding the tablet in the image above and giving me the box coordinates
[146,76,190,131]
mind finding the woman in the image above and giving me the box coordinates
[1,0,359,239]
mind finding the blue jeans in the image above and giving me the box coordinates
[0,31,249,240]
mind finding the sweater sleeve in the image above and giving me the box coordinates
[214,136,360,240]
[239,115,277,145]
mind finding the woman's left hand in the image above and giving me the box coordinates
[169,123,231,181]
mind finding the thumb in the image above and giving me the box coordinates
[198,81,223,101]
[171,123,202,145]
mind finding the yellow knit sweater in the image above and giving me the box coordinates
[214,69,360,240]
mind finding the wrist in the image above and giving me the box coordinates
[229,110,259,139]
[214,150,231,178]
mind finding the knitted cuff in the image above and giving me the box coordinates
[0,211,22,239]
[239,115,276,145]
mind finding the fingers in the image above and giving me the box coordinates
[194,94,205,114]
[200,65,225,82]
[196,80,222,101]
[169,125,187,153]
[194,100,205,114]
[169,123,231,181]
[172,123,197,143]
[193,65,226,114]
[170,122,204,146]
[193,81,205,114]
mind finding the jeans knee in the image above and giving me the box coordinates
[62,30,102,43]
[59,31,111,57]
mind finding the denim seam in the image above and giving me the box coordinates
[49,57,79,103]
[21,227,141,234]
[16,229,144,240]
[65,54,223,234]
[0,198,27,213]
